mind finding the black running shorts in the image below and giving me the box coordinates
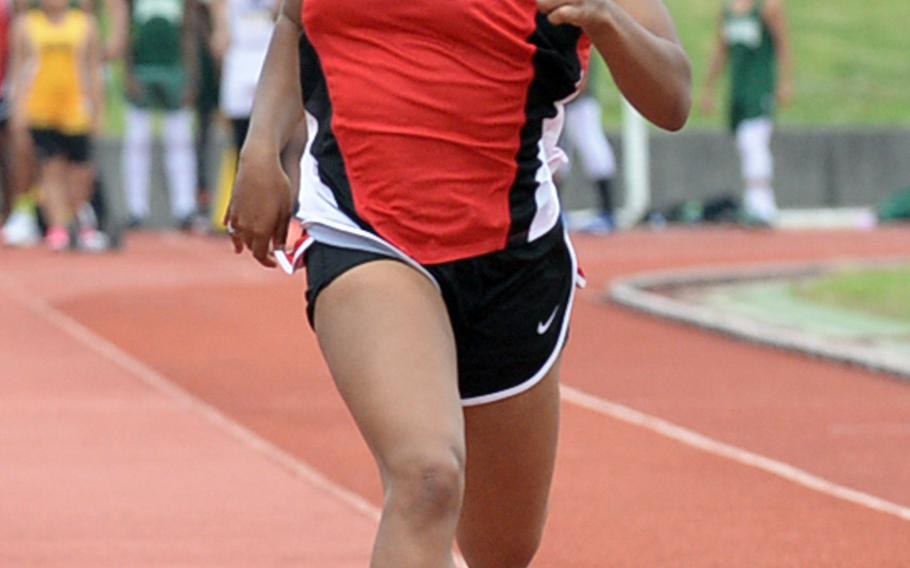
[304,224,577,406]
[30,129,91,163]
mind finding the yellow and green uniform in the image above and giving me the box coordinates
[128,0,187,109]
[24,9,92,134]
[723,0,776,131]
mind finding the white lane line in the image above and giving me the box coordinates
[2,277,471,568]
[561,385,910,522]
[0,277,379,522]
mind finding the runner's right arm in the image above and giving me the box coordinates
[224,0,304,267]
[241,0,304,160]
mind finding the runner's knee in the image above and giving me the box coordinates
[383,447,465,523]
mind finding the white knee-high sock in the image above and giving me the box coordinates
[123,107,154,220]
[736,118,777,221]
[163,109,198,220]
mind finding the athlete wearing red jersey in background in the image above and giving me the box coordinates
[226,0,691,566]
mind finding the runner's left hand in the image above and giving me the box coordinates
[537,0,608,27]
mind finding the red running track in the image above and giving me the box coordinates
[1,226,909,566]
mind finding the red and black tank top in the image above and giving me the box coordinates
[299,0,590,264]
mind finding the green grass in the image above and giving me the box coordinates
[594,0,910,127]
[793,267,910,323]
[98,2,909,135]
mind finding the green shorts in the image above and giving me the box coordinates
[129,66,187,111]
[729,92,775,132]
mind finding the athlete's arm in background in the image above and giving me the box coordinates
[180,0,199,106]
[8,15,34,133]
[208,0,229,62]
[699,12,727,115]
[224,0,304,267]
[122,4,143,101]
[84,16,105,136]
[102,0,126,61]
[764,0,793,106]
[537,0,691,131]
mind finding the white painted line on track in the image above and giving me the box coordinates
[0,276,471,568]
[561,385,910,522]
[0,276,380,522]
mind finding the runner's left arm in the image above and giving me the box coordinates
[537,0,691,131]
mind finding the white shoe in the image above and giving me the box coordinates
[743,187,778,225]
[77,228,110,253]
[2,209,41,247]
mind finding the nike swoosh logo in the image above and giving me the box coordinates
[537,305,561,335]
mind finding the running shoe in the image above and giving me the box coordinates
[2,209,41,247]
[45,226,71,252]
[578,213,615,235]
[77,228,110,253]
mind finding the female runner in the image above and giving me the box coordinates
[226,0,691,566]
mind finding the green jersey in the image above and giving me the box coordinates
[130,0,184,67]
[723,0,777,129]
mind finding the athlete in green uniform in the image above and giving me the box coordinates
[701,0,793,225]
[123,0,199,227]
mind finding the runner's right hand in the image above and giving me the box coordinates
[224,147,294,268]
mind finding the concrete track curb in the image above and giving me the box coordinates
[608,258,910,382]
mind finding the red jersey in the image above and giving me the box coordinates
[299,0,591,264]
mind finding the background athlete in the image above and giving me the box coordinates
[122,0,199,229]
[2,0,126,248]
[700,0,793,226]
[563,55,618,235]
[217,0,276,154]
[226,0,691,566]
[11,0,106,251]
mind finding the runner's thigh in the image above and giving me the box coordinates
[313,259,464,474]
[457,363,561,566]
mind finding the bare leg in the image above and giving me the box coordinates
[37,157,71,228]
[67,162,96,215]
[0,128,11,221]
[10,126,36,206]
[457,363,562,568]
[314,260,464,568]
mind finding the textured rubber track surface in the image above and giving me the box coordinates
[2,226,909,566]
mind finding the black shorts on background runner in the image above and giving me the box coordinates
[30,129,91,163]
[304,224,576,404]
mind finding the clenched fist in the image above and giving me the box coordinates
[537,0,610,28]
